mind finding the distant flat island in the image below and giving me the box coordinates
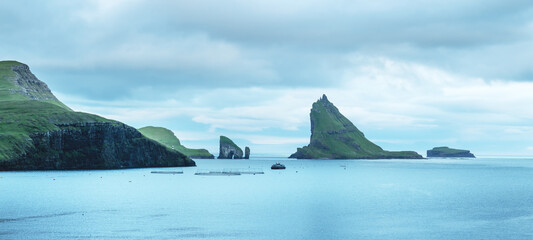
[427,147,475,158]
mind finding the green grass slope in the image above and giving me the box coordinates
[290,95,422,159]
[138,126,214,159]
[220,135,240,149]
[431,147,468,154]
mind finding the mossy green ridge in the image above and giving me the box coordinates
[427,147,475,158]
[138,126,214,159]
[290,94,423,159]
[0,61,195,170]
[218,136,243,159]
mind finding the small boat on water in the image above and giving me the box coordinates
[271,163,286,170]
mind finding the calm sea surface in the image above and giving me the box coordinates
[1,157,533,240]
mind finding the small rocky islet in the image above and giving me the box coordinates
[218,136,250,159]
[427,147,475,158]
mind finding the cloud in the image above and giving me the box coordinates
[171,130,218,142]
[235,135,309,145]
[3,1,533,98]
[142,0,533,49]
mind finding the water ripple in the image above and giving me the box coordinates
[0,212,79,223]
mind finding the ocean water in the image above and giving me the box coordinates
[1,157,533,240]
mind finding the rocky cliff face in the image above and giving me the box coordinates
[244,146,250,159]
[10,64,57,101]
[5,63,70,109]
[218,136,243,159]
[0,61,195,170]
[427,147,475,158]
[290,94,422,159]
[1,122,195,170]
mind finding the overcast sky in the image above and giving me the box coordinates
[2,0,533,156]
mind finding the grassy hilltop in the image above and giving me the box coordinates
[138,126,214,159]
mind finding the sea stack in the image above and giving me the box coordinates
[244,147,250,159]
[218,136,243,159]
[290,94,423,159]
[0,61,196,170]
[427,147,475,158]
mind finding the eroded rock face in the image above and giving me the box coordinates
[10,64,61,102]
[244,147,250,159]
[218,136,243,159]
[0,122,195,170]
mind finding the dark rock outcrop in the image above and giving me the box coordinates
[218,136,243,159]
[290,94,423,159]
[244,146,250,159]
[427,147,475,158]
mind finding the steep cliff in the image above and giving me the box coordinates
[218,136,243,159]
[427,147,475,158]
[0,61,195,170]
[138,126,214,159]
[289,95,422,159]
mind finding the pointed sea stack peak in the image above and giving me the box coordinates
[289,95,422,159]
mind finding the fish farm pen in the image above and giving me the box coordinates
[194,168,265,176]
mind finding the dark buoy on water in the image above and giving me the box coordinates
[271,163,286,170]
